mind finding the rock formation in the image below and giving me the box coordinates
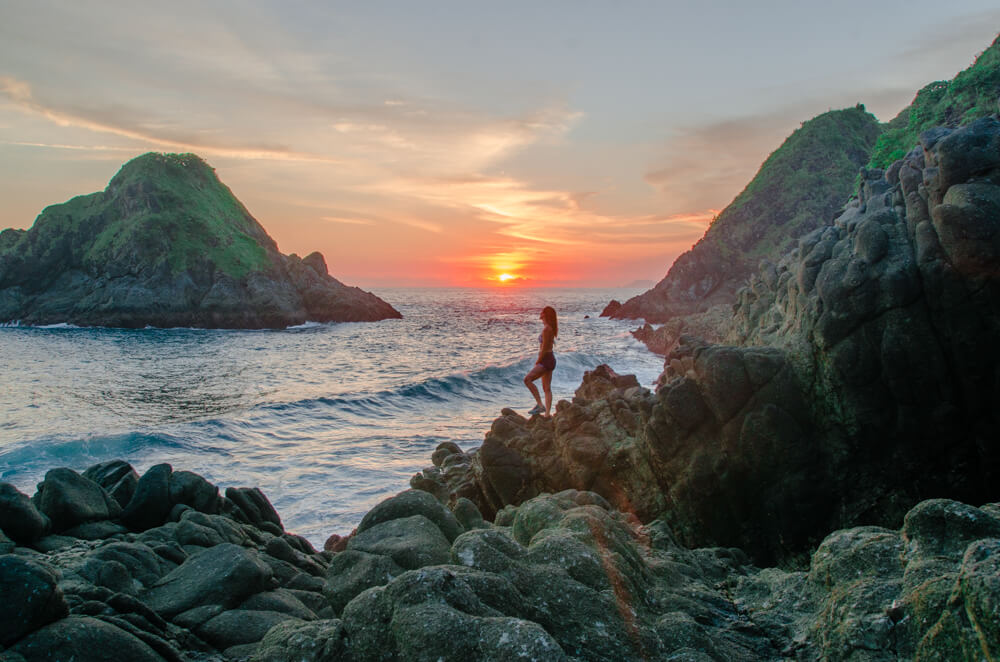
[412,115,1000,567]
[3,461,998,661]
[0,153,401,328]
[610,107,882,325]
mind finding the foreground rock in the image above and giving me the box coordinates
[3,461,998,660]
[0,152,401,328]
[0,462,330,661]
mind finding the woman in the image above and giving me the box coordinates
[524,306,557,416]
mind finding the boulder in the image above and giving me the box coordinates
[0,556,68,647]
[0,482,50,543]
[346,515,452,570]
[32,468,121,532]
[253,619,349,662]
[225,486,283,533]
[198,610,301,649]
[121,464,173,531]
[83,460,139,508]
[322,550,405,614]
[8,616,167,662]
[357,489,463,542]
[142,543,273,619]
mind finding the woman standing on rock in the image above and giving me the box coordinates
[524,306,558,416]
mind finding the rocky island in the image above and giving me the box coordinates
[0,153,401,328]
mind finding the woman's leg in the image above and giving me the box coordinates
[524,364,545,407]
[541,370,553,415]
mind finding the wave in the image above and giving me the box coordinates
[257,349,619,420]
[0,431,203,486]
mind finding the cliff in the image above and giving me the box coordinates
[607,107,882,324]
[413,113,1000,568]
[0,153,401,328]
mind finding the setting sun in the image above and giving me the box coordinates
[498,273,516,282]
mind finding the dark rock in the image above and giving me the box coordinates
[253,619,349,662]
[198,609,300,649]
[346,515,452,570]
[0,556,68,647]
[357,489,463,542]
[600,299,623,316]
[322,550,405,614]
[0,482,50,543]
[0,527,13,554]
[62,520,129,540]
[83,460,139,508]
[8,616,166,662]
[121,464,173,531]
[142,543,273,619]
[32,468,121,532]
[225,486,283,531]
[31,533,81,552]
[167,470,219,514]
[452,497,487,531]
[240,589,317,620]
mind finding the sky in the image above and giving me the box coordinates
[1,2,998,288]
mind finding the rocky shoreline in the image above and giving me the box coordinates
[2,452,998,661]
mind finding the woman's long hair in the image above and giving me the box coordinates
[541,306,558,337]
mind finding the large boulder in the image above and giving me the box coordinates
[142,543,273,619]
[7,616,167,662]
[0,556,68,647]
[31,468,121,532]
[346,515,452,570]
[0,482,50,543]
[83,460,139,508]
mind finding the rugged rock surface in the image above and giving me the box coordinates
[412,115,1000,566]
[610,107,882,324]
[0,153,401,328]
[3,462,999,660]
[0,461,331,661]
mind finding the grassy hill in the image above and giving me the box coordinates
[869,34,1000,168]
[611,106,882,322]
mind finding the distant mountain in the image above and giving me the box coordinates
[0,153,401,328]
[621,279,655,289]
[868,34,1000,168]
[610,106,882,322]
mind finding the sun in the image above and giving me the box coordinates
[498,273,516,282]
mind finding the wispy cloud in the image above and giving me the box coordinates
[0,77,342,163]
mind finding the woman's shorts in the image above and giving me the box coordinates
[538,352,556,372]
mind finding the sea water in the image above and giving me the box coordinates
[0,287,663,545]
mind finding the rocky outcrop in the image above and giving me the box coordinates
[0,462,331,661]
[411,116,1000,566]
[0,153,400,328]
[3,460,999,660]
[610,107,882,324]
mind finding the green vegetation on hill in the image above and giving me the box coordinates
[2,153,272,282]
[705,106,883,262]
[868,35,1000,168]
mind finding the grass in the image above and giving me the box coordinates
[702,106,882,263]
[1,153,272,281]
[868,35,1000,169]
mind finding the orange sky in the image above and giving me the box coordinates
[1,4,997,288]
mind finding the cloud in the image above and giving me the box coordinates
[0,77,341,163]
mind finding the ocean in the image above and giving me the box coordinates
[0,287,663,546]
